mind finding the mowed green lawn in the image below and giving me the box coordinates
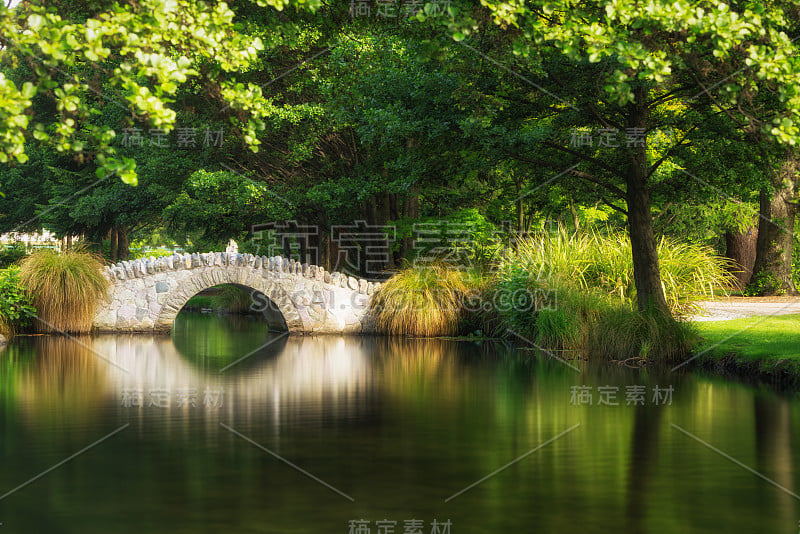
[695,314,800,360]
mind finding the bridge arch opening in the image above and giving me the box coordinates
[154,268,306,333]
[176,284,288,331]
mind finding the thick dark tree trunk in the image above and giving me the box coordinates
[398,184,419,265]
[375,189,394,270]
[318,212,331,271]
[319,231,330,271]
[626,88,669,314]
[724,224,757,290]
[627,177,668,313]
[116,226,130,261]
[365,199,377,227]
[109,227,118,262]
[752,155,798,295]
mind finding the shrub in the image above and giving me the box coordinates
[19,248,109,333]
[0,267,36,337]
[487,253,697,362]
[531,285,608,350]
[389,208,501,271]
[0,243,28,268]
[369,263,470,336]
[368,230,720,362]
[744,269,785,296]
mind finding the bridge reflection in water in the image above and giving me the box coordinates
[5,315,499,437]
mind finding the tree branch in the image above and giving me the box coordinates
[542,141,627,180]
[647,125,697,178]
[505,150,627,199]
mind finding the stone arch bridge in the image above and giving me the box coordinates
[92,253,381,334]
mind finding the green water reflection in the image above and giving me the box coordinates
[0,312,798,533]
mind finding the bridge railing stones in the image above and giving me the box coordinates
[103,253,382,296]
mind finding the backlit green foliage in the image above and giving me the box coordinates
[0,0,299,182]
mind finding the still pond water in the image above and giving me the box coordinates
[1,312,799,533]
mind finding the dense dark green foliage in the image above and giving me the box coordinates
[0,243,27,268]
[0,266,36,336]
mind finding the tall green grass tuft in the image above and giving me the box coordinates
[494,277,695,362]
[486,229,717,361]
[19,248,109,333]
[528,284,608,350]
[499,229,736,313]
[585,307,696,363]
[369,264,469,336]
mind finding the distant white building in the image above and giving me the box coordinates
[0,230,78,251]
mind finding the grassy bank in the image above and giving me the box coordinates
[692,314,800,387]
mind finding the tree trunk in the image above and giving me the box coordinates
[379,191,394,270]
[318,212,331,271]
[116,226,130,261]
[365,199,377,226]
[724,224,757,290]
[398,184,419,265]
[569,198,580,231]
[512,175,525,232]
[752,155,798,295]
[626,88,669,314]
[109,227,118,263]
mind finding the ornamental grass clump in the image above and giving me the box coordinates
[494,280,695,362]
[585,306,696,363]
[19,248,109,333]
[491,265,696,362]
[499,229,736,313]
[369,264,470,336]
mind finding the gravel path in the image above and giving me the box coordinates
[689,296,800,322]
